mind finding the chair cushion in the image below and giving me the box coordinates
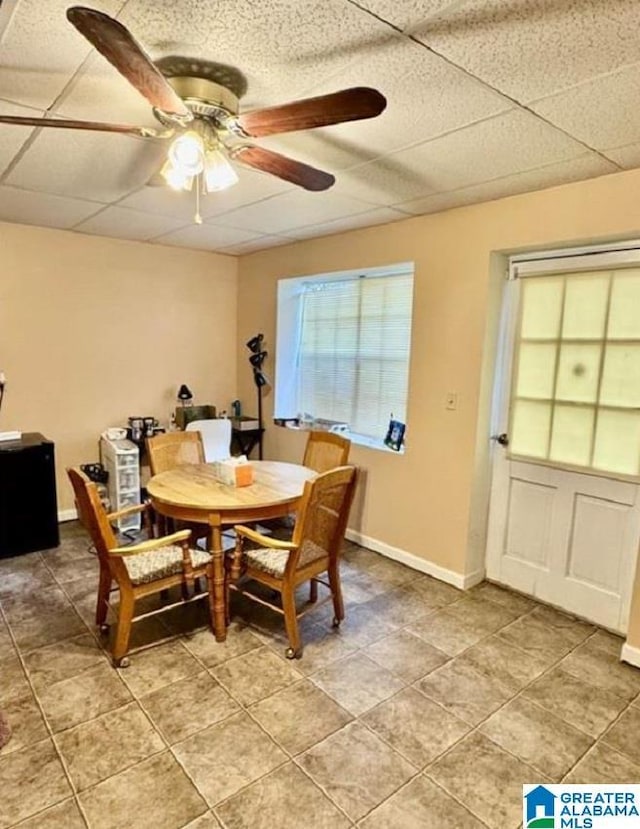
[124,545,212,585]
[244,539,327,578]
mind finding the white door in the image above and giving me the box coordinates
[486,247,640,633]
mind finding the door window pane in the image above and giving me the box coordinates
[600,344,640,408]
[609,270,640,339]
[593,410,640,476]
[549,405,595,467]
[516,343,557,399]
[555,344,601,403]
[521,278,563,339]
[511,400,551,458]
[562,272,609,339]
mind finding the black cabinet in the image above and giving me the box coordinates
[0,432,59,558]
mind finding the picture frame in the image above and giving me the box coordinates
[384,418,405,452]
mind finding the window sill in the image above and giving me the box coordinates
[275,421,405,455]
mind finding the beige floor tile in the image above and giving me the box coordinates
[416,658,512,726]
[442,596,520,633]
[564,742,640,783]
[182,623,263,667]
[479,697,593,780]
[310,652,404,716]
[0,739,72,829]
[118,640,201,697]
[360,774,486,828]
[215,762,351,829]
[10,609,88,652]
[0,624,15,661]
[140,670,240,744]
[183,813,222,828]
[0,559,54,599]
[364,629,449,682]
[560,640,640,700]
[44,551,99,585]
[0,654,31,705]
[39,661,132,732]
[55,701,165,791]
[522,667,628,737]
[528,605,595,646]
[298,720,416,821]
[329,601,396,649]
[79,751,207,829]
[0,692,47,756]
[362,585,443,628]
[458,635,548,693]
[586,629,625,657]
[277,623,358,675]
[5,797,85,828]
[470,581,535,616]
[249,679,353,754]
[363,687,471,767]
[409,575,462,609]
[211,646,302,706]
[23,633,105,690]
[173,711,287,806]
[497,614,576,664]
[428,732,546,829]
[2,585,72,625]
[407,607,489,656]
[601,706,640,765]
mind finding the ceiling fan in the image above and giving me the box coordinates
[0,6,387,211]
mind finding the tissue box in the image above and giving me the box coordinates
[212,457,254,487]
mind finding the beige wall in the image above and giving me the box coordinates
[237,167,640,623]
[0,222,238,512]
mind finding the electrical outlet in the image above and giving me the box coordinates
[446,392,458,410]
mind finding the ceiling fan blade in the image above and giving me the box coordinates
[0,114,161,138]
[234,146,335,191]
[236,87,386,138]
[66,6,192,121]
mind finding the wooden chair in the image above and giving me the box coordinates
[67,467,215,667]
[228,465,358,658]
[146,430,205,475]
[303,430,351,473]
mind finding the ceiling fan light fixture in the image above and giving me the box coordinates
[168,130,205,176]
[160,158,194,191]
[204,148,238,192]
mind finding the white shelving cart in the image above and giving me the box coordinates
[99,436,141,532]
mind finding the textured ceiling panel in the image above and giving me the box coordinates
[6,130,165,203]
[352,0,456,32]
[73,205,184,242]
[154,222,260,251]
[0,185,100,228]
[0,100,41,176]
[532,64,640,152]
[211,190,376,235]
[219,234,295,255]
[396,153,619,215]
[284,206,410,240]
[0,0,124,109]
[603,142,640,170]
[386,109,590,194]
[414,0,640,102]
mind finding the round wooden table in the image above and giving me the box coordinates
[146,461,316,641]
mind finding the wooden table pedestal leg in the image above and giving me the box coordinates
[209,522,227,642]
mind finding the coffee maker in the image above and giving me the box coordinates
[128,417,144,442]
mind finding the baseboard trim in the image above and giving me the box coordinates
[621,642,640,669]
[345,528,483,590]
[58,508,78,523]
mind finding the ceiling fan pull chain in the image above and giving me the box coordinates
[194,173,203,224]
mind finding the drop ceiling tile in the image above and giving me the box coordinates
[6,129,165,203]
[330,158,440,205]
[73,206,184,242]
[0,100,42,177]
[120,0,396,109]
[285,206,410,240]
[219,235,296,255]
[154,222,259,252]
[396,153,618,216]
[0,185,102,229]
[413,0,640,102]
[387,109,589,194]
[211,190,375,235]
[296,36,513,159]
[353,0,455,32]
[0,0,124,109]
[531,63,640,152]
[603,141,640,169]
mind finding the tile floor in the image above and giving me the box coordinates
[1,522,640,828]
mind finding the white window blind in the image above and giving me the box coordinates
[295,272,413,440]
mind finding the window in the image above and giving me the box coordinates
[275,263,414,449]
[510,260,640,476]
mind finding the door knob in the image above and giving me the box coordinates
[491,433,509,446]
